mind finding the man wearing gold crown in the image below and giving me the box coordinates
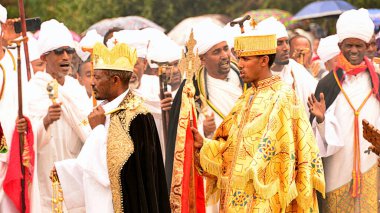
[26,19,92,212]
[54,42,170,213]
[191,30,325,212]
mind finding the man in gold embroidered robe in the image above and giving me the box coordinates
[54,42,170,213]
[192,31,325,212]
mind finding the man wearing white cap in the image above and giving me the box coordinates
[165,20,246,213]
[316,34,340,77]
[26,19,91,212]
[256,17,317,118]
[309,9,380,212]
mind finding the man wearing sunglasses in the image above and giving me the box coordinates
[26,19,92,212]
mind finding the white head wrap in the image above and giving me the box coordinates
[142,28,182,68]
[256,17,288,40]
[0,4,7,33]
[336,8,374,43]
[223,17,253,49]
[191,20,227,55]
[107,30,149,58]
[0,4,6,24]
[76,30,103,62]
[27,33,40,62]
[37,19,74,56]
[317,34,340,63]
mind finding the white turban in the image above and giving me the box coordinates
[0,4,6,33]
[336,8,375,43]
[317,34,340,63]
[107,30,149,58]
[37,19,74,56]
[27,33,40,62]
[191,20,227,55]
[0,4,6,24]
[143,28,182,68]
[256,17,288,40]
[223,17,253,49]
[76,29,103,62]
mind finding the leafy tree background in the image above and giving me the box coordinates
[2,0,380,34]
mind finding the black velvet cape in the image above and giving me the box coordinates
[121,113,170,212]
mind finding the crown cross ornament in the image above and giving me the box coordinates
[178,30,201,85]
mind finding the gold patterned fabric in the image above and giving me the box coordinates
[106,92,148,213]
[323,165,378,213]
[200,76,325,212]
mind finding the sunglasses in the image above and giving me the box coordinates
[53,47,76,55]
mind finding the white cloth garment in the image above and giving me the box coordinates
[37,19,75,56]
[55,89,129,213]
[192,20,227,55]
[0,4,6,24]
[0,48,20,213]
[256,17,288,40]
[313,71,380,192]
[197,69,243,138]
[76,30,103,62]
[107,30,149,58]
[336,8,374,43]
[271,59,317,118]
[317,34,340,63]
[27,71,91,212]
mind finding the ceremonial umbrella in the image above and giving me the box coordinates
[168,14,232,45]
[368,9,380,26]
[87,16,165,36]
[293,0,356,21]
[241,9,297,28]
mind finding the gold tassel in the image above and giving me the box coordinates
[50,169,64,213]
[0,135,7,153]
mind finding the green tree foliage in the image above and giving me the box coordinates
[3,0,380,34]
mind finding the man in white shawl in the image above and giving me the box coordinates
[26,19,91,212]
[309,9,380,212]
[256,17,317,117]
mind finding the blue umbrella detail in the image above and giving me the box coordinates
[293,0,356,20]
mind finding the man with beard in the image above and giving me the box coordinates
[366,34,380,73]
[256,17,317,117]
[26,19,91,212]
[165,20,246,213]
[308,9,380,212]
[54,42,170,213]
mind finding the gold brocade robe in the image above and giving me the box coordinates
[200,76,325,212]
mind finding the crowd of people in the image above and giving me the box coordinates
[0,3,379,213]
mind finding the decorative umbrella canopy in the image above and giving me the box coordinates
[87,16,165,36]
[293,0,356,21]
[241,9,296,28]
[168,14,232,46]
[368,9,380,26]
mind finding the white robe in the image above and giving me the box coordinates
[0,48,20,213]
[197,69,243,138]
[27,72,91,212]
[55,89,129,213]
[272,59,317,118]
[313,71,380,192]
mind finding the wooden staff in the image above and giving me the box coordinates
[9,37,27,213]
[230,15,251,34]
[152,60,172,149]
[17,0,32,81]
